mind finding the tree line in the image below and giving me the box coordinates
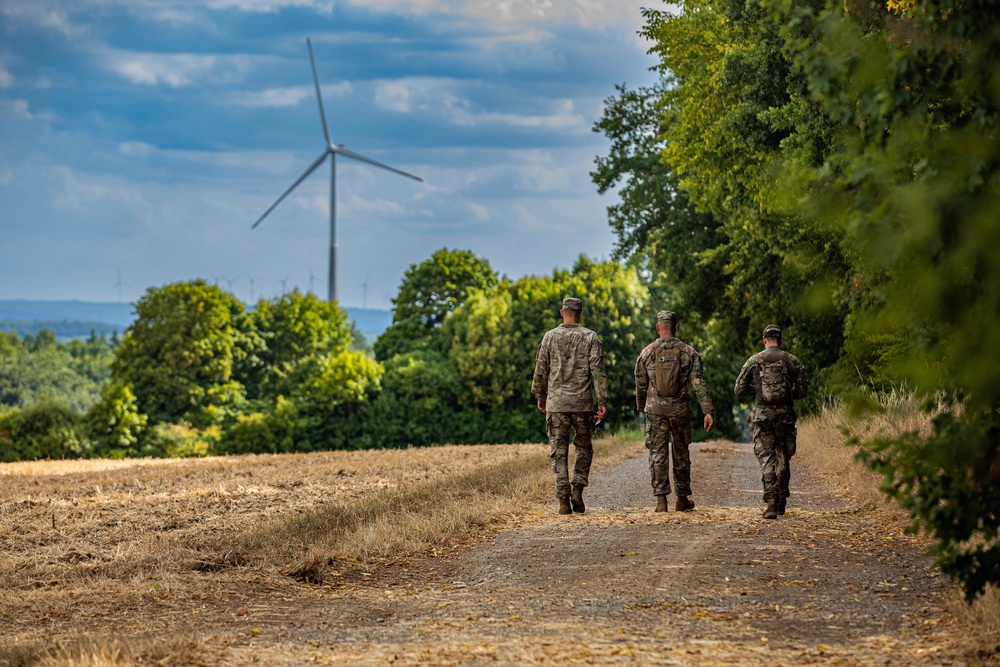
[590,0,998,599]
[1,249,735,463]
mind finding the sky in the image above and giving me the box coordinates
[0,0,659,310]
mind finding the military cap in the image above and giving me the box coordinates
[657,310,678,324]
[562,297,583,311]
[763,324,782,338]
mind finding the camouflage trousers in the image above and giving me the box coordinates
[546,411,594,500]
[644,412,692,497]
[751,417,797,501]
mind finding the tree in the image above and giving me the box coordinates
[87,382,148,458]
[374,248,499,361]
[111,280,259,426]
[774,0,1000,599]
[244,289,353,401]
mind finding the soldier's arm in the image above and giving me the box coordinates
[530,336,551,400]
[734,357,756,398]
[688,349,715,415]
[589,334,609,408]
[790,356,808,401]
[634,351,649,412]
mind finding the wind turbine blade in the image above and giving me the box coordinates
[307,38,333,147]
[251,150,330,229]
[336,146,423,182]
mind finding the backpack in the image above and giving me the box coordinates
[654,343,685,398]
[754,351,792,404]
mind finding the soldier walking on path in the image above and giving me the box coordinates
[532,297,609,515]
[634,311,714,513]
[735,324,809,520]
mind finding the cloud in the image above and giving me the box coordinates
[52,167,153,226]
[373,78,586,131]
[2,99,55,122]
[111,52,220,87]
[346,0,637,27]
[0,4,87,37]
[227,82,351,108]
[0,68,12,88]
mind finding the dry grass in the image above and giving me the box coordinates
[796,394,1000,661]
[0,434,642,666]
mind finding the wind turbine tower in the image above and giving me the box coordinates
[251,38,423,303]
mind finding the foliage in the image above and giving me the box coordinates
[857,408,1000,602]
[368,350,470,448]
[244,289,352,401]
[602,0,1000,596]
[0,401,89,461]
[374,248,499,361]
[112,280,258,426]
[0,329,114,413]
[773,0,1000,598]
[86,382,148,458]
[140,423,221,458]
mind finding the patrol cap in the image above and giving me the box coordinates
[562,297,583,311]
[763,324,782,338]
[657,310,678,324]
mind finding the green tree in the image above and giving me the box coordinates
[87,382,148,458]
[111,280,259,426]
[374,248,499,361]
[0,401,89,462]
[775,0,1000,599]
[245,289,353,400]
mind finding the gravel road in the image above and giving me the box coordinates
[224,440,971,666]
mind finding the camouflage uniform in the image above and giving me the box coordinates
[531,298,609,500]
[634,317,714,498]
[734,336,808,503]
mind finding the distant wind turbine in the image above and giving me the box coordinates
[250,38,423,303]
[308,266,316,295]
[277,274,291,295]
[112,268,129,302]
[360,273,371,308]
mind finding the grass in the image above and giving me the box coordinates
[796,394,1000,661]
[0,433,642,666]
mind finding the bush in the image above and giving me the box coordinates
[0,401,90,461]
[140,423,221,458]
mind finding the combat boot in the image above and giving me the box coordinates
[558,497,572,515]
[570,484,586,514]
[763,498,778,520]
[675,495,695,512]
[655,495,668,513]
[776,497,787,516]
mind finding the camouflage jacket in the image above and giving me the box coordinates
[734,346,808,422]
[634,337,714,418]
[531,324,609,413]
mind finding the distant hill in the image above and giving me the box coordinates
[0,299,393,342]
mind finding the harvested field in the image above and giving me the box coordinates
[0,428,996,666]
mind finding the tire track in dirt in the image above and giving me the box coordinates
[220,440,967,666]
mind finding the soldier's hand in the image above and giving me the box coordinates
[704,413,714,433]
[596,405,607,420]
[537,399,546,412]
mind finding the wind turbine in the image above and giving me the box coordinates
[360,273,371,308]
[112,268,129,302]
[251,38,423,303]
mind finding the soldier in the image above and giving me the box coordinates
[531,297,609,515]
[634,311,714,512]
[735,324,808,520]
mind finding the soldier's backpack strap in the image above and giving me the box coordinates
[753,352,765,404]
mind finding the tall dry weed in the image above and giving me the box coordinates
[797,394,1000,661]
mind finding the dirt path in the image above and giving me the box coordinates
[214,440,968,666]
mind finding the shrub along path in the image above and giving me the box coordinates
[215,441,970,666]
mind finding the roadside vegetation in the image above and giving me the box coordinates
[797,397,1000,659]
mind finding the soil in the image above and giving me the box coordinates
[202,441,973,666]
